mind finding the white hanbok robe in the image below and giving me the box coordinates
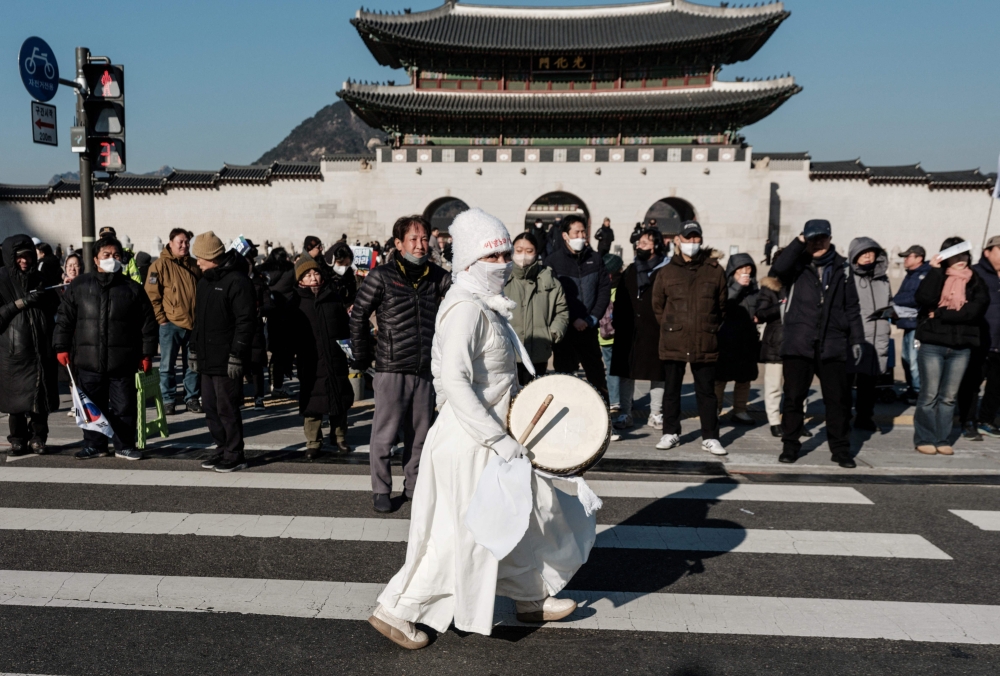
[377,285,596,636]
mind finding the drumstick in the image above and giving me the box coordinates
[518,394,554,446]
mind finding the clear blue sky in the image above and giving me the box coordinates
[2,0,997,184]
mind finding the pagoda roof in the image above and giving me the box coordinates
[353,0,789,68]
[867,164,928,185]
[927,169,995,191]
[809,159,868,180]
[338,76,800,137]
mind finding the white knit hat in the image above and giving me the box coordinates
[448,207,512,278]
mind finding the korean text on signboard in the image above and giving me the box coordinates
[351,246,375,270]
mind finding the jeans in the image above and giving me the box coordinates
[901,329,920,392]
[662,360,719,440]
[618,379,664,418]
[914,344,969,446]
[159,322,199,402]
[601,344,619,408]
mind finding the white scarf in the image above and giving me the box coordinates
[454,269,535,376]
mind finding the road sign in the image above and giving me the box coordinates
[18,37,59,102]
[70,126,86,152]
[31,101,57,146]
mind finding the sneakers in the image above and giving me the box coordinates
[702,439,727,456]
[214,458,247,473]
[978,423,1000,438]
[515,596,577,623]
[185,397,203,414]
[373,493,392,513]
[732,412,755,426]
[200,454,223,469]
[163,401,176,416]
[305,447,320,461]
[75,447,109,460]
[612,413,633,430]
[962,422,983,441]
[655,434,680,450]
[115,448,143,461]
[769,424,783,438]
[647,413,663,429]
[368,604,429,650]
[253,397,265,411]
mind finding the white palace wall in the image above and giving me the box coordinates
[1,150,995,270]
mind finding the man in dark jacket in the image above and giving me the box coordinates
[769,220,865,468]
[546,215,611,400]
[892,245,929,404]
[594,217,615,256]
[190,231,256,473]
[258,247,295,397]
[350,215,451,512]
[650,221,727,455]
[957,237,1000,439]
[54,236,158,461]
[0,235,59,456]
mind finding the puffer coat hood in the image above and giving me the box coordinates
[725,252,757,280]
[847,237,891,374]
[848,237,888,277]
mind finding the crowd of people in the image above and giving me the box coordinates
[3,213,1000,483]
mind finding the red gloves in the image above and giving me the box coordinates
[140,356,152,374]
[56,352,70,367]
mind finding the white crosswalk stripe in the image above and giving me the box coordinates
[0,508,949,559]
[2,570,998,644]
[0,467,873,504]
[950,509,1000,531]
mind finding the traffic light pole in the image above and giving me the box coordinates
[75,47,96,272]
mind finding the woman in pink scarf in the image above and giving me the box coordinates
[913,237,989,455]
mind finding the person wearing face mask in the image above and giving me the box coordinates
[0,235,60,458]
[54,235,158,462]
[846,238,892,432]
[189,231,257,473]
[369,207,593,650]
[651,221,728,456]
[350,215,451,513]
[714,253,761,427]
[289,255,353,459]
[325,241,359,308]
[610,228,668,431]
[504,232,569,386]
[544,215,611,401]
[912,237,989,455]
[770,220,865,468]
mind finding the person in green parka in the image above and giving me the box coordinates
[505,232,570,386]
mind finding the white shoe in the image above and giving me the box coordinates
[702,439,727,456]
[647,413,663,428]
[368,604,429,650]
[515,596,577,623]
[610,433,621,442]
[655,433,680,450]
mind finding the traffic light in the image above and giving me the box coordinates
[82,64,125,172]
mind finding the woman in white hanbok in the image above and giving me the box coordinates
[368,209,596,649]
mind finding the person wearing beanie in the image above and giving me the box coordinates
[544,215,611,401]
[288,254,353,459]
[370,208,594,651]
[350,215,451,512]
[190,231,257,473]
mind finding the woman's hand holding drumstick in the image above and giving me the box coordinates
[518,394,554,446]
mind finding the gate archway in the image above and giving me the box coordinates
[423,197,469,232]
[524,191,590,232]
[643,198,697,235]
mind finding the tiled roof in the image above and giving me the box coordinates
[165,170,220,188]
[270,162,323,179]
[752,151,810,161]
[219,164,271,184]
[0,184,52,201]
[105,174,167,193]
[927,169,995,191]
[353,0,789,68]
[49,179,109,198]
[322,154,377,163]
[338,78,802,136]
[867,164,928,185]
[809,159,867,180]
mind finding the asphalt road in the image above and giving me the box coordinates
[2,456,1000,675]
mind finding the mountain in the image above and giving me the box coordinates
[254,101,384,165]
[48,165,174,184]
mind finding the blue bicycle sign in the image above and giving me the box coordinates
[19,37,59,102]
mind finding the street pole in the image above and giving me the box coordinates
[76,46,95,272]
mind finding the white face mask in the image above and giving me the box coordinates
[98,258,122,273]
[333,264,348,276]
[512,252,536,268]
[679,242,701,257]
[568,238,587,252]
[468,260,513,295]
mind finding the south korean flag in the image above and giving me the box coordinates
[66,366,115,438]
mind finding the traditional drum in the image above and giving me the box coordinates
[506,374,610,476]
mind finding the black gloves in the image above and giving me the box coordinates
[13,290,41,310]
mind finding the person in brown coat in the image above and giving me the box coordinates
[650,221,727,455]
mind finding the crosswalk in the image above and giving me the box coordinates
[1,462,999,653]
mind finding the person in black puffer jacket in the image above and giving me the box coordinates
[769,220,865,468]
[325,241,359,307]
[957,239,1000,439]
[242,240,272,410]
[714,253,760,426]
[545,214,611,400]
[290,255,353,459]
[258,247,295,396]
[54,236,158,461]
[756,273,806,439]
[0,235,60,456]
[349,215,451,511]
[190,232,257,473]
